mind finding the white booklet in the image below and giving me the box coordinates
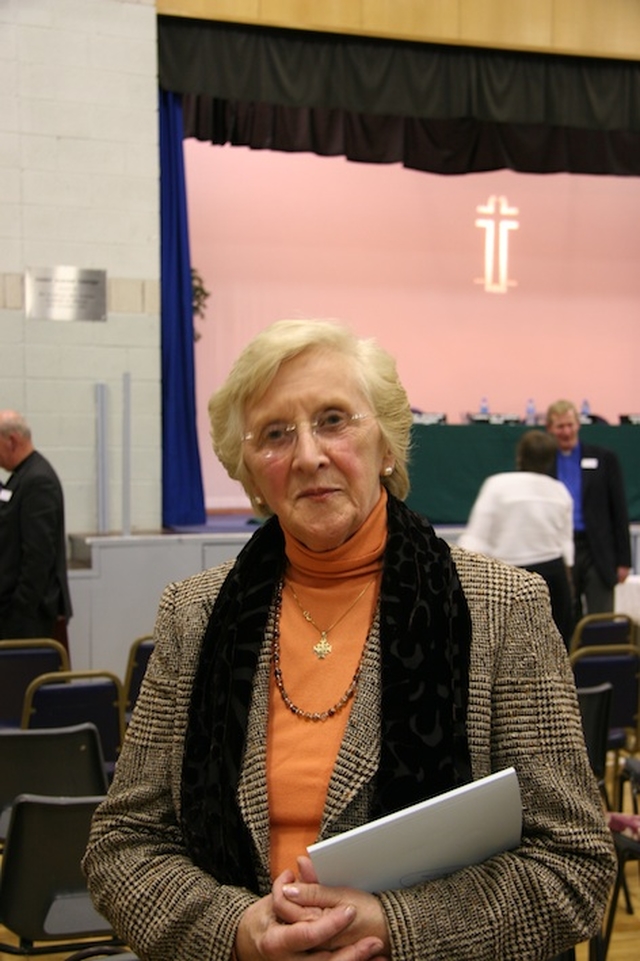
[307,767,521,892]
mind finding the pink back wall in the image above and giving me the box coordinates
[185,142,640,510]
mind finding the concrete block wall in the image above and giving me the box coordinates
[0,0,161,537]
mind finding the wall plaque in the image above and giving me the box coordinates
[25,266,107,321]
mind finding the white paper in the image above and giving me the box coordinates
[307,767,521,892]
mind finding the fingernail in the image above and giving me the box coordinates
[344,904,356,920]
[282,884,300,898]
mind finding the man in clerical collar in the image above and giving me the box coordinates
[546,399,631,625]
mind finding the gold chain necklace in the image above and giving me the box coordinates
[272,582,366,721]
[288,578,374,659]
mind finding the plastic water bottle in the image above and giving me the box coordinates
[580,399,591,419]
[479,397,489,416]
[525,399,536,425]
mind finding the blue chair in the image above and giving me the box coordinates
[21,671,125,780]
[123,634,154,721]
[602,810,640,958]
[577,683,614,809]
[0,639,69,727]
[569,613,634,655]
[571,643,640,810]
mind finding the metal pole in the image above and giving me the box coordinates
[95,383,109,533]
[122,372,132,536]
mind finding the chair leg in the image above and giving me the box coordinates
[602,849,630,958]
[620,868,634,914]
[599,780,611,811]
[612,756,623,812]
[588,931,605,961]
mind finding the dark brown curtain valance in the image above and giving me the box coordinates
[158,16,640,175]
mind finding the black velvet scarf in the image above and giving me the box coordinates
[181,495,472,892]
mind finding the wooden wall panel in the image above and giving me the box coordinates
[158,0,260,20]
[350,0,460,42]
[553,0,640,60]
[156,0,640,59]
[460,0,554,52]
[260,0,362,33]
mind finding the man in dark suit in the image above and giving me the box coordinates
[0,410,72,639]
[546,399,631,621]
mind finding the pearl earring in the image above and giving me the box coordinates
[384,466,394,476]
[254,495,264,505]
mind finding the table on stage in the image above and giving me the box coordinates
[407,423,640,526]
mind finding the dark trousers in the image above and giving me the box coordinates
[573,535,614,619]
[523,557,574,649]
[0,609,57,640]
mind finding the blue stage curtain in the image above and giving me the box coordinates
[159,88,206,527]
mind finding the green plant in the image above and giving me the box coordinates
[191,267,210,341]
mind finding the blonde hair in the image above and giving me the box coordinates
[546,399,579,426]
[208,319,414,515]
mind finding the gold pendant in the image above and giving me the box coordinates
[313,633,332,660]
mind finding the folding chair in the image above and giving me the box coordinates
[0,723,108,845]
[619,755,640,814]
[21,671,126,780]
[123,634,154,721]
[569,613,635,656]
[601,810,640,959]
[552,685,614,961]
[571,643,640,808]
[577,683,614,809]
[0,639,69,727]
[0,793,122,956]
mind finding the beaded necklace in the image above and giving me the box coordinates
[272,580,366,722]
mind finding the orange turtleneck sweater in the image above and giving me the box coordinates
[267,491,387,879]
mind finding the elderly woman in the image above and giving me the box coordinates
[83,319,614,961]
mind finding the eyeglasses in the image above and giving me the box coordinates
[242,409,372,460]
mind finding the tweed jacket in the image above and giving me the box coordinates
[83,547,615,961]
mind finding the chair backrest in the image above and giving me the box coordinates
[0,638,69,727]
[21,670,126,774]
[0,723,108,843]
[123,634,154,715]
[569,613,634,655]
[571,644,640,748]
[0,793,113,949]
[577,683,613,788]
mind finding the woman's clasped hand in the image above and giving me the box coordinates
[236,859,388,961]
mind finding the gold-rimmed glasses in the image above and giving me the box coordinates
[242,409,373,461]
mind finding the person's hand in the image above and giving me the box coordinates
[617,566,631,584]
[234,867,387,961]
[274,857,390,956]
